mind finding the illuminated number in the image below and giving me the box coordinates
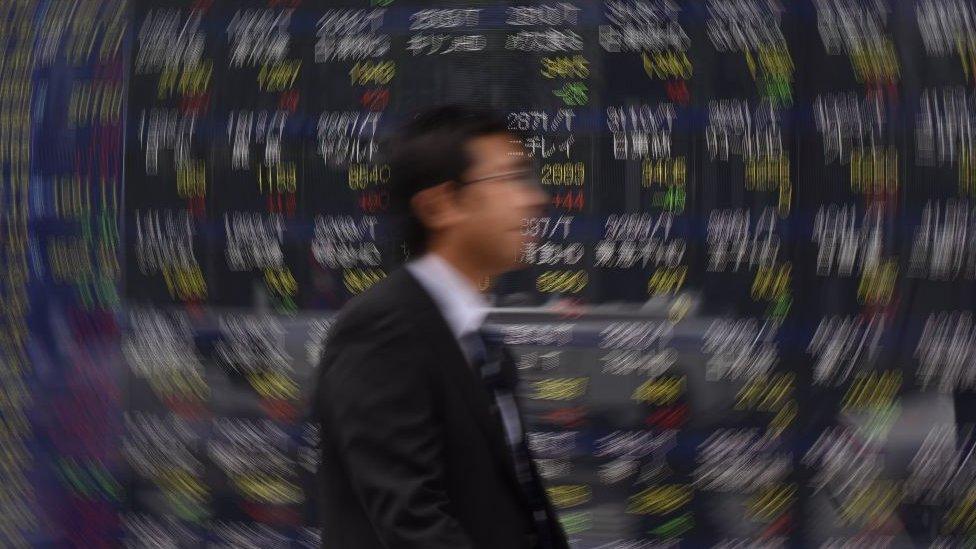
[642,158,686,187]
[778,180,792,217]
[146,367,209,402]
[751,263,791,301]
[631,376,684,404]
[540,58,557,78]
[666,80,690,104]
[627,485,691,515]
[642,51,692,80]
[361,88,389,111]
[532,378,588,400]
[537,270,587,293]
[359,190,390,213]
[641,51,658,78]
[553,82,587,106]
[54,176,91,219]
[541,55,589,79]
[181,61,213,95]
[647,266,687,295]
[343,268,385,294]
[162,265,207,300]
[857,259,897,305]
[770,398,797,435]
[157,468,207,502]
[735,373,794,411]
[850,40,899,83]
[258,61,301,92]
[839,481,900,526]
[363,191,389,211]
[157,61,213,99]
[48,237,95,283]
[842,370,901,411]
[748,484,796,521]
[959,42,976,83]
[233,474,302,504]
[264,267,297,296]
[176,160,207,198]
[546,485,592,508]
[850,148,897,193]
[886,148,898,192]
[962,150,976,195]
[508,112,530,131]
[758,45,794,78]
[258,162,297,194]
[350,61,395,86]
[247,370,300,400]
[551,191,584,211]
[158,68,178,99]
[945,487,976,533]
[541,162,585,185]
[348,164,390,190]
[745,156,789,192]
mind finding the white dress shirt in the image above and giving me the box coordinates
[406,253,524,445]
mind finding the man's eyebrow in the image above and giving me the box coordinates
[511,157,533,170]
[496,154,532,170]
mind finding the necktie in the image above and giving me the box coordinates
[458,327,555,549]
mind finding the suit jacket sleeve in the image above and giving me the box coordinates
[317,324,476,549]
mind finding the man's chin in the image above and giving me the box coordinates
[509,254,534,272]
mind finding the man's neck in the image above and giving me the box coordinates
[425,246,487,291]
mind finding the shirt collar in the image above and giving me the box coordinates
[405,252,489,340]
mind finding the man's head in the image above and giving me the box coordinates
[386,104,548,278]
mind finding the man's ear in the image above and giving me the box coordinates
[409,181,460,231]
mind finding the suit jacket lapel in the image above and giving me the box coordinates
[395,268,525,495]
[432,331,523,477]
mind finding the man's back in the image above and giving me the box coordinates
[313,267,567,549]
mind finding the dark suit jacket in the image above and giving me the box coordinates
[313,267,570,549]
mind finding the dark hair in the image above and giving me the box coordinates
[384,104,514,260]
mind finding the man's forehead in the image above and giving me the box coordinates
[466,133,533,171]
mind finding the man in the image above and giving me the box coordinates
[313,105,571,549]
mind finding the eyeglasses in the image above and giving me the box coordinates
[461,168,541,188]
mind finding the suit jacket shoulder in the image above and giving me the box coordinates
[314,267,446,406]
[325,267,432,347]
